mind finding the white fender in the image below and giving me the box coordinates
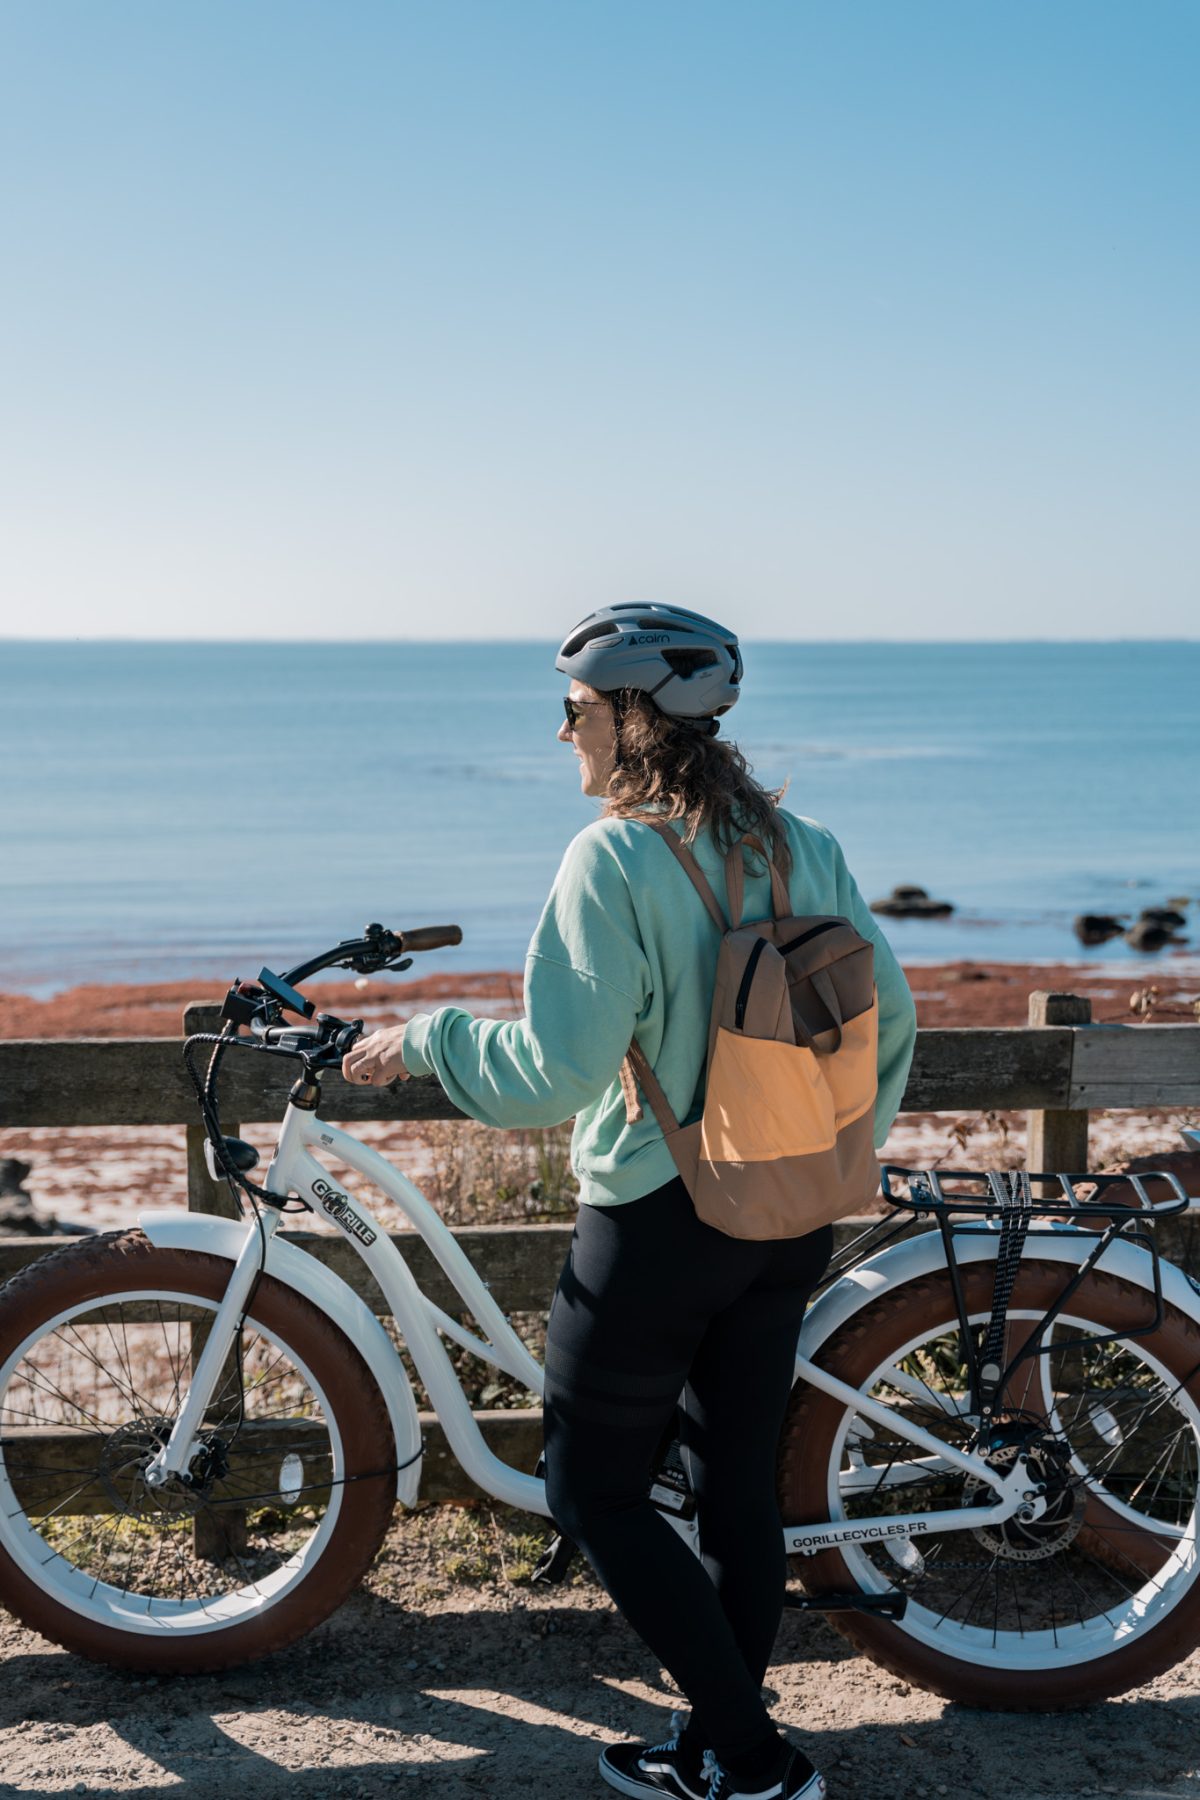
[139,1209,423,1504]
[798,1223,1200,1375]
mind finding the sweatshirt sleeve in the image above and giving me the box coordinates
[400,827,648,1129]
[830,839,918,1147]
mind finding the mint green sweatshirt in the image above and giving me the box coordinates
[402,811,917,1206]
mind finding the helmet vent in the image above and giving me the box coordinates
[662,647,718,679]
[561,620,621,657]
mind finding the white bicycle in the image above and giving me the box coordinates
[1,923,1198,1710]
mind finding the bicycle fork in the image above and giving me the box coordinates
[143,1210,282,1489]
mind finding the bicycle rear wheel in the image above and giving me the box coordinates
[778,1260,1200,1708]
[0,1231,396,1672]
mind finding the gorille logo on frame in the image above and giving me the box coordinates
[311,1177,377,1247]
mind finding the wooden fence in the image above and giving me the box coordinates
[1,993,1198,1507]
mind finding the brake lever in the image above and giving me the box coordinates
[249,1019,319,1054]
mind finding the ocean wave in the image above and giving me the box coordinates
[749,742,969,763]
[424,761,558,784]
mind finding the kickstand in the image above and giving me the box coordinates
[531,1532,577,1586]
[784,1588,908,1621]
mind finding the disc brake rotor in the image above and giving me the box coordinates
[963,1434,1083,1564]
[97,1419,230,1523]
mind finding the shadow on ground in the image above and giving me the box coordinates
[2,1587,1199,1799]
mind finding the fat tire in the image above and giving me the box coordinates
[777,1260,1200,1710]
[0,1230,397,1674]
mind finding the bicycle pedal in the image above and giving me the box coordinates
[531,1532,577,1586]
[784,1588,908,1621]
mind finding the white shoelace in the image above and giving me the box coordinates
[643,1708,690,1756]
[703,1748,793,1800]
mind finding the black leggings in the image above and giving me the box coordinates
[542,1177,831,1769]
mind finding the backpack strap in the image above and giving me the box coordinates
[626,1044,700,1194]
[620,1036,689,1130]
[618,1056,644,1124]
[641,820,728,930]
[724,834,791,928]
[618,821,727,1126]
[624,1039,681,1138]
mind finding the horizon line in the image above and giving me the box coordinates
[4,635,1199,648]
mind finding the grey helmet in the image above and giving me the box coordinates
[555,603,742,722]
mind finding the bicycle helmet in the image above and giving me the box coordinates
[555,603,742,721]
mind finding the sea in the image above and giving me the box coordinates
[1,640,1197,997]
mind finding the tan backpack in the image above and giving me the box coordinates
[619,822,880,1240]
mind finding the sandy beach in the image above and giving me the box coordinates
[1,959,1197,1235]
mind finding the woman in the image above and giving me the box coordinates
[343,604,917,1800]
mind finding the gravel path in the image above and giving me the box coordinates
[2,1507,1199,1800]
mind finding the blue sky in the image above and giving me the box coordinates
[1,1,1196,640]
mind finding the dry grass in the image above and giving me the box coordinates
[370,1120,577,1413]
[407,1118,578,1226]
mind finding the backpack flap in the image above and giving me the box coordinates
[774,917,875,1053]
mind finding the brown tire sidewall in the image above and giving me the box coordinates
[778,1259,1200,1708]
[0,1231,396,1673]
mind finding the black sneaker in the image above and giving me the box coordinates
[702,1747,825,1800]
[599,1710,710,1800]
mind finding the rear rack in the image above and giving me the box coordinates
[881,1164,1192,1222]
[874,1161,1197,1418]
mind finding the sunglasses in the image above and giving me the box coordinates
[562,696,608,732]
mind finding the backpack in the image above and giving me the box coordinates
[618,821,880,1240]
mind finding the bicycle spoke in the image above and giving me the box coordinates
[157,1302,187,1413]
[1,1288,342,1614]
[10,1365,110,1432]
[817,1288,1200,1659]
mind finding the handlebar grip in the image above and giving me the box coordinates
[401,924,463,953]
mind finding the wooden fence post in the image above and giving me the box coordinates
[1026,991,1091,1180]
[182,1002,247,1560]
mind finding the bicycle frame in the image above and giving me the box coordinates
[143,1095,1070,1552]
[147,1102,547,1511]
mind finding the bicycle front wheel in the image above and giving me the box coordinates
[0,1231,396,1672]
[778,1259,1200,1709]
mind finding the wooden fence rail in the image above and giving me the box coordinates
[13,1017,1198,1125]
[3,1005,1198,1129]
[1,993,1198,1506]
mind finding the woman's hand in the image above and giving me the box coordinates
[341,1025,411,1087]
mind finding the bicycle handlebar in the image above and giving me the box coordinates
[220,922,461,1036]
[399,924,463,953]
[280,921,463,987]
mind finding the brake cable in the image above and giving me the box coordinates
[182,1028,321,1212]
[181,1026,329,1458]
[188,1443,426,1510]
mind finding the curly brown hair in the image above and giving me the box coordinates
[602,691,792,880]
